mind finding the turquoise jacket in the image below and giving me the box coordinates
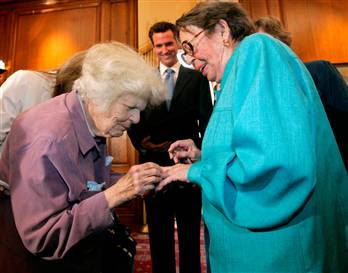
[189,33,348,272]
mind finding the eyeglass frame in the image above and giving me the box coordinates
[181,24,216,57]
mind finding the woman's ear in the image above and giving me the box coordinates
[217,19,231,41]
[217,19,232,46]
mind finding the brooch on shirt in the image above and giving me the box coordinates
[86,181,105,191]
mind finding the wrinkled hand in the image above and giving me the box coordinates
[156,164,190,192]
[168,139,201,164]
[141,136,172,152]
[104,162,163,208]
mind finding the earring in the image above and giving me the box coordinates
[223,40,230,47]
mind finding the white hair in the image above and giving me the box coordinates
[73,41,166,112]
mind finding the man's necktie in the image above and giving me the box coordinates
[164,68,175,110]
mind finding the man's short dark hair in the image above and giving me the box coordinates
[148,21,179,44]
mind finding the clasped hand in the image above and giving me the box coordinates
[168,139,201,163]
[156,139,201,191]
[105,139,201,208]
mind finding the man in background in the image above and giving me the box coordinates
[128,21,212,273]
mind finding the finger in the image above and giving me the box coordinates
[141,185,156,198]
[141,167,163,179]
[127,168,162,190]
[156,177,173,192]
[168,141,183,153]
[137,174,163,186]
[172,150,189,162]
[184,158,192,164]
[172,156,179,164]
[142,184,155,194]
[139,162,162,171]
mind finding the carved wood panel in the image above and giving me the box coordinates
[13,4,99,71]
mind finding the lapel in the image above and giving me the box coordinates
[157,65,192,112]
[172,66,191,103]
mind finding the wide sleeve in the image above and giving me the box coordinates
[9,136,113,260]
[189,35,319,229]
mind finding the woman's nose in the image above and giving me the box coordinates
[130,110,140,124]
[161,45,170,54]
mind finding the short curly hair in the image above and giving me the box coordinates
[73,41,166,112]
[176,2,255,42]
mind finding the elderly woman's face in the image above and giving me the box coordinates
[86,93,146,138]
[180,25,231,83]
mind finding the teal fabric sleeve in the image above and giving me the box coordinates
[188,34,333,229]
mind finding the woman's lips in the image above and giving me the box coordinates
[200,63,207,75]
[193,60,207,75]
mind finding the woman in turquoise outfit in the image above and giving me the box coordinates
[157,2,348,272]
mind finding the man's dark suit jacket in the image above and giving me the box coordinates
[128,65,212,166]
[127,64,212,273]
[305,60,348,170]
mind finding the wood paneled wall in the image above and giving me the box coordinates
[240,0,348,64]
[0,0,142,230]
[0,0,137,74]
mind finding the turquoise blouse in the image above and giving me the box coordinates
[189,33,348,272]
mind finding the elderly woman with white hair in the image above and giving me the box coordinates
[0,42,166,273]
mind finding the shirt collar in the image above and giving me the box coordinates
[66,92,103,155]
[159,61,180,78]
[76,93,96,138]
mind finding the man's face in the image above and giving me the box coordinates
[152,30,179,67]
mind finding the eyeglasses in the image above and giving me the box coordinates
[176,49,194,69]
[181,28,207,57]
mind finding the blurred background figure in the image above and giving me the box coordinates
[255,15,348,170]
[255,16,292,46]
[0,51,86,195]
[0,51,86,155]
[0,70,55,152]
